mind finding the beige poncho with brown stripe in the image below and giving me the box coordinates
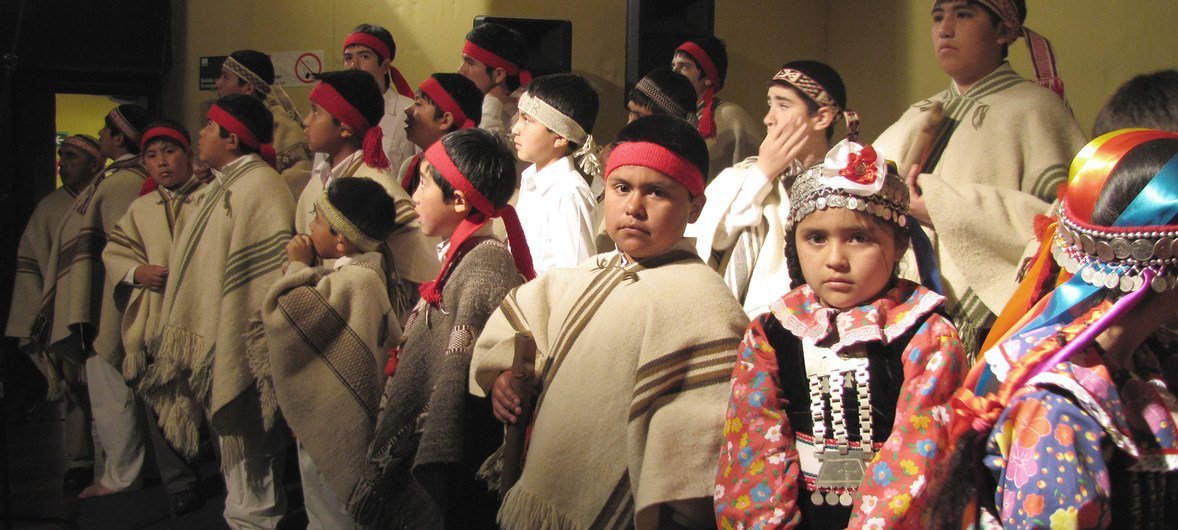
[6,187,76,343]
[873,63,1086,353]
[470,239,749,530]
[146,154,294,466]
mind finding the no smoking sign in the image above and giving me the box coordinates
[272,50,324,87]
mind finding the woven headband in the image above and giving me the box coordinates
[463,40,532,86]
[517,91,588,145]
[317,189,383,252]
[634,76,689,119]
[605,141,704,197]
[419,76,474,129]
[207,104,260,149]
[61,135,102,162]
[222,55,272,95]
[108,107,142,143]
[343,32,415,98]
[772,67,860,142]
[139,126,190,152]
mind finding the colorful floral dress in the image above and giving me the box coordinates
[976,302,1178,529]
[715,279,966,529]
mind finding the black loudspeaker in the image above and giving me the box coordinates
[625,0,714,92]
[474,16,573,77]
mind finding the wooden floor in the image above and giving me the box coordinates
[1,400,306,530]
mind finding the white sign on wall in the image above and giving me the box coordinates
[272,50,325,87]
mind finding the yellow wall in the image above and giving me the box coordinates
[56,93,115,141]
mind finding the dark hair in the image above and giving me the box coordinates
[141,118,190,150]
[772,60,848,142]
[1093,70,1178,137]
[214,94,274,155]
[422,73,484,131]
[612,114,709,194]
[627,67,698,121]
[103,104,152,155]
[933,0,1025,59]
[466,22,528,92]
[314,70,384,132]
[679,35,729,90]
[1092,137,1178,226]
[426,128,516,209]
[228,50,274,100]
[325,177,399,242]
[523,73,600,151]
[349,24,396,61]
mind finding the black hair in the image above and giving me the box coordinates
[466,22,528,92]
[678,35,729,90]
[325,177,399,242]
[523,73,600,151]
[349,24,396,61]
[314,70,384,132]
[1092,137,1178,226]
[626,67,698,121]
[1093,70,1178,137]
[214,94,274,155]
[426,128,516,209]
[103,104,152,155]
[141,118,191,150]
[612,114,709,196]
[772,60,848,142]
[422,73,484,131]
[933,0,1025,60]
[228,50,274,100]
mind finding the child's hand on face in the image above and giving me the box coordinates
[491,370,523,424]
[285,235,316,266]
[756,114,810,179]
[134,264,169,292]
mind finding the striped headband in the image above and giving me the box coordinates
[309,80,389,168]
[462,40,532,87]
[60,134,102,162]
[419,76,474,129]
[772,67,860,142]
[108,107,143,143]
[139,126,190,152]
[316,189,383,252]
[344,32,415,98]
[606,141,705,197]
[635,76,689,119]
[207,104,260,149]
[222,55,272,95]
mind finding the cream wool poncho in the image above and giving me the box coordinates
[270,101,313,199]
[702,99,763,182]
[146,154,294,465]
[6,187,76,343]
[873,63,1086,352]
[470,239,748,529]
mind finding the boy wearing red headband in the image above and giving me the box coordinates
[873,0,1086,356]
[471,115,748,529]
[296,70,439,316]
[351,128,528,528]
[343,24,419,174]
[672,36,761,181]
[34,104,151,492]
[400,73,484,193]
[92,120,202,510]
[5,134,101,491]
[459,22,529,143]
[152,94,295,528]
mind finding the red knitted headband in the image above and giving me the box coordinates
[676,41,719,89]
[424,141,495,215]
[463,40,532,86]
[309,81,390,169]
[606,141,705,197]
[139,126,190,152]
[207,104,260,149]
[419,76,474,130]
[343,32,415,99]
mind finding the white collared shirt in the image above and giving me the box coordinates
[515,156,600,275]
[381,89,419,175]
[312,150,364,186]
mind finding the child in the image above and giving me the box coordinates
[350,128,532,528]
[1093,69,1178,135]
[930,130,1178,528]
[672,36,762,180]
[295,69,438,315]
[253,177,401,530]
[401,72,484,193]
[714,140,967,529]
[471,115,748,529]
[342,24,419,172]
[625,67,698,124]
[149,94,294,529]
[688,60,859,318]
[98,121,202,509]
[459,22,530,143]
[512,73,602,274]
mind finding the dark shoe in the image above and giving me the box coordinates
[170,489,202,517]
[63,467,93,490]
